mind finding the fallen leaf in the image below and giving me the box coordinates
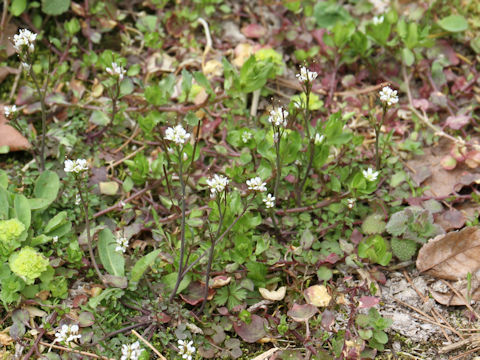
[259,286,286,301]
[241,23,266,39]
[445,115,470,130]
[287,303,318,322]
[179,281,214,306]
[304,285,331,307]
[233,315,267,343]
[0,332,13,346]
[417,227,480,280]
[358,296,380,309]
[210,275,231,288]
[436,209,466,231]
[99,181,119,195]
[0,109,31,151]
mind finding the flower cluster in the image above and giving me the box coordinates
[4,105,17,119]
[9,247,49,285]
[296,66,318,83]
[347,198,356,209]
[268,107,288,128]
[206,174,229,198]
[106,62,126,80]
[165,125,191,145]
[115,235,129,253]
[246,177,267,192]
[363,168,380,182]
[13,29,37,54]
[55,324,81,345]
[314,133,325,145]
[64,159,88,174]
[178,339,196,360]
[0,218,25,245]
[263,193,275,208]
[242,131,252,143]
[121,341,144,360]
[372,15,384,25]
[379,86,398,106]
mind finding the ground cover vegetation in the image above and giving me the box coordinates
[1,0,480,359]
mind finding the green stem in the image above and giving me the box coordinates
[29,69,47,172]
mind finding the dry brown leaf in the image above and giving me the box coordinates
[0,110,31,151]
[304,285,331,307]
[0,332,13,346]
[416,227,480,280]
[259,286,286,301]
[430,286,480,306]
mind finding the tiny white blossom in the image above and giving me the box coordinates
[13,29,37,54]
[165,125,191,145]
[263,193,275,208]
[347,198,356,209]
[268,107,288,128]
[273,132,279,143]
[293,99,302,109]
[121,341,144,360]
[21,62,31,71]
[379,86,398,106]
[54,324,81,345]
[296,66,318,83]
[52,236,59,244]
[75,193,81,205]
[246,177,267,192]
[64,159,88,174]
[363,168,380,182]
[178,339,196,360]
[242,131,252,143]
[105,62,126,80]
[372,15,384,25]
[115,236,129,253]
[206,174,229,198]
[4,105,17,118]
[314,133,325,145]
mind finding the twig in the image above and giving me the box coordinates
[441,280,480,320]
[132,329,167,360]
[275,192,349,216]
[38,341,114,359]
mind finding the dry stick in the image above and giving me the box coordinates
[409,313,457,333]
[38,341,114,360]
[106,145,145,174]
[439,335,480,354]
[275,192,349,216]
[132,329,167,360]
[449,346,480,360]
[441,279,480,320]
[402,65,473,149]
[113,126,140,154]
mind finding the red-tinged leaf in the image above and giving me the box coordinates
[440,155,457,170]
[321,253,341,264]
[465,150,480,168]
[211,275,231,288]
[179,281,215,306]
[155,312,171,323]
[241,23,266,39]
[412,98,430,111]
[78,312,95,327]
[72,294,88,308]
[218,307,229,316]
[321,310,335,331]
[446,115,470,130]
[358,296,379,309]
[350,228,363,245]
[436,209,466,232]
[287,303,318,322]
[233,315,267,343]
[201,117,222,138]
[15,86,35,106]
[369,269,387,284]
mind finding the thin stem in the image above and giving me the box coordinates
[169,147,187,300]
[199,196,224,313]
[29,68,47,171]
[297,87,314,206]
[375,107,386,170]
[273,129,282,200]
[76,178,104,283]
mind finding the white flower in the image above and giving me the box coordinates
[54,324,81,345]
[4,105,17,118]
[263,193,275,208]
[347,198,356,209]
[296,66,318,83]
[75,193,81,205]
[206,174,229,198]
[105,62,126,80]
[293,99,302,109]
[379,86,398,106]
[363,168,380,182]
[115,236,129,253]
[370,0,389,14]
[268,107,288,128]
[246,177,267,192]
[121,341,144,360]
[21,62,31,71]
[64,159,88,173]
[178,339,196,360]
[165,125,191,145]
[52,236,59,244]
[242,131,252,143]
[13,29,37,53]
[314,133,325,145]
[273,132,279,143]
[372,15,384,25]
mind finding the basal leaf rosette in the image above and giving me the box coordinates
[9,247,49,285]
[0,219,26,256]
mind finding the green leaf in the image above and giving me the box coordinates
[14,194,31,237]
[0,170,7,189]
[162,272,191,294]
[88,288,124,309]
[97,229,125,276]
[402,48,414,66]
[362,213,386,235]
[34,171,59,204]
[129,249,161,288]
[438,15,468,32]
[41,0,70,15]
[89,110,110,126]
[44,211,68,233]
[0,187,9,220]
[11,0,27,16]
